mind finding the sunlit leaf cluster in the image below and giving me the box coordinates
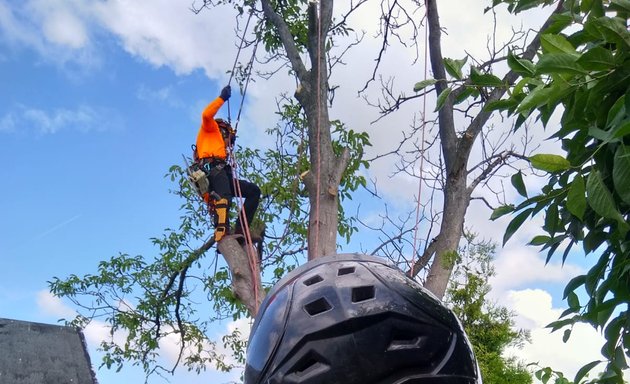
[491,0,630,381]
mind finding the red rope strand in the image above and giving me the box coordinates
[313,0,323,260]
[410,3,429,277]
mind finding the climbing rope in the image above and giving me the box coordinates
[410,3,430,278]
[220,6,261,313]
[313,0,323,260]
[226,8,255,121]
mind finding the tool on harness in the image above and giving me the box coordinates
[188,145,224,219]
[214,197,230,241]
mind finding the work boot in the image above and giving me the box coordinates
[233,226,262,242]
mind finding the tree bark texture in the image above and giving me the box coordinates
[218,237,264,316]
[420,0,563,298]
[213,0,352,314]
[261,0,350,260]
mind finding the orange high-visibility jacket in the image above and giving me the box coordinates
[196,96,227,160]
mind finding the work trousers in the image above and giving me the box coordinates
[207,164,260,230]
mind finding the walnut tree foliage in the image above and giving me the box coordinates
[445,233,532,384]
[49,0,372,377]
[489,0,630,382]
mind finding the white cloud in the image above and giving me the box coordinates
[504,289,609,382]
[0,1,44,50]
[490,245,584,295]
[0,110,17,132]
[25,0,91,49]
[0,104,120,135]
[0,0,100,69]
[41,8,88,48]
[36,290,77,319]
[91,0,235,79]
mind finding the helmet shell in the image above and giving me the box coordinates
[244,253,481,384]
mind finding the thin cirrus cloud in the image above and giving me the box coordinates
[0,104,120,135]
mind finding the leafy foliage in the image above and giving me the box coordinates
[492,0,630,381]
[446,233,532,384]
[238,98,370,253]
[48,93,371,378]
[50,167,248,376]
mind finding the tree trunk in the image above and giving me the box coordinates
[424,171,471,296]
[218,237,264,316]
[417,0,562,299]
[262,0,350,260]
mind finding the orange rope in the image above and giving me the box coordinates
[226,9,255,122]
[228,146,260,313]
[312,0,323,260]
[221,6,260,312]
[410,3,429,277]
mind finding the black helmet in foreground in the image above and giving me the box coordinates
[244,253,481,384]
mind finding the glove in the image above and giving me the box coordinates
[220,85,231,101]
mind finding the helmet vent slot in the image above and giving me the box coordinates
[294,356,319,374]
[387,329,423,351]
[351,285,375,303]
[303,275,324,286]
[287,351,329,379]
[337,266,355,276]
[304,298,332,316]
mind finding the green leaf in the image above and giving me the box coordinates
[511,171,528,197]
[484,98,518,112]
[491,204,515,220]
[529,154,571,172]
[544,203,559,235]
[606,95,626,129]
[443,57,467,80]
[588,125,616,144]
[563,275,586,299]
[544,13,573,34]
[530,235,551,246]
[435,87,452,111]
[541,34,577,54]
[517,86,554,113]
[517,82,569,115]
[454,86,479,105]
[547,318,575,332]
[590,16,630,48]
[513,0,545,13]
[503,208,534,245]
[470,67,504,87]
[567,174,587,220]
[581,0,594,12]
[596,299,618,326]
[611,120,630,140]
[567,291,580,309]
[613,145,630,205]
[413,79,437,92]
[535,53,586,75]
[562,328,572,343]
[576,46,615,71]
[614,345,630,369]
[611,0,630,12]
[574,360,602,384]
[507,50,535,76]
[586,170,623,221]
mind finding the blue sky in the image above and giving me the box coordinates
[0,2,242,382]
[0,1,623,383]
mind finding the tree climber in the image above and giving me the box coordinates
[192,85,261,242]
[243,254,482,384]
